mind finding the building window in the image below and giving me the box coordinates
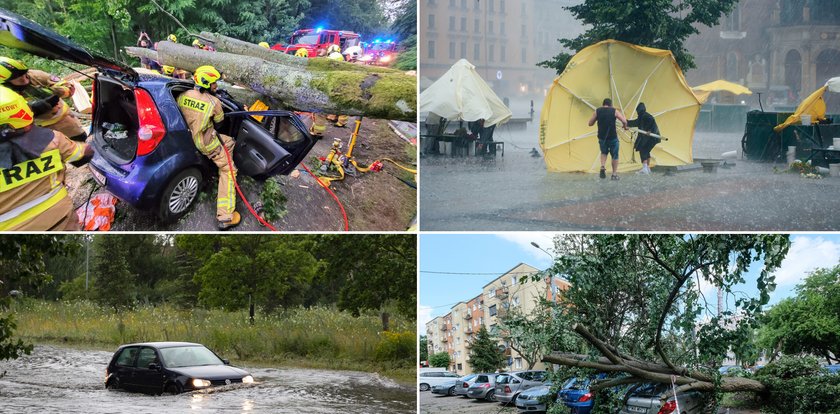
[449,42,455,59]
[521,24,527,37]
[501,44,506,62]
[500,0,505,13]
[460,42,467,58]
[488,289,495,298]
[500,22,505,35]
[429,14,435,29]
[511,276,517,285]
[489,304,497,316]
[723,5,740,31]
[461,17,467,32]
[489,45,494,62]
[475,0,480,10]
[428,41,435,58]
[449,0,455,7]
[489,21,494,34]
[513,296,520,306]
[461,0,466,9]
[515,357,522,369]
[521,48,526,64]
[521,1,526,16]
[489,0,494,13]
[449,16,456,31]
[474,43,480,60]
[480,317,484,325]
[474,18,480,33]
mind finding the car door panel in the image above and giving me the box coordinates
[233,117,292,178]
[134,347,165,394]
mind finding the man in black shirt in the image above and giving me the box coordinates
[588,98,628,180]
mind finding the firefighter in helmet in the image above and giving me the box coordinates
[0,86,93,230]
[258,42,270,49]
[176,66,240,230]
[167,34,178,43]
[295,48,309,58]
[0,57,87,142]
[161,65,176,77]
[326,44,344,61]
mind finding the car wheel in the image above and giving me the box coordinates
[511,393,520,404]
[105,377,120,390]
[164,382,181,395]
[485,390,496,402]
[448,386,456,396]
[158,168,203,223]
[419,383,430,392]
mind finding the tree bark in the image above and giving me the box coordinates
[125,42,415,121]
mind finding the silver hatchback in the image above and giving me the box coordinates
[495,370,548,404]
[454,373,479,397]
[619,383,705,414]
[466,373,498,401]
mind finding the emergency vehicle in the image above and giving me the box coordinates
[272,28,362,58]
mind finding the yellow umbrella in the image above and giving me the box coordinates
[773,77,840,132]
[540,40,701,173]
[692,80,752,104]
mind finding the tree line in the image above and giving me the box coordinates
[0,234,416,360]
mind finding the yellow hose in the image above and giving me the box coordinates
[380,158,417,174]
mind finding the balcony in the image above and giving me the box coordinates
[464,313,472,320]
[503,347,512,357]
[440,324,448,331]
[495,288,509,299]
[465,327,473,334]
[494,308,508,318]
[442,336,449,343]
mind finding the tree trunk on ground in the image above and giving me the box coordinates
[542,324,767,403]
[125,42,415,121]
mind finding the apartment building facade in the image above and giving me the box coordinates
[425,262,570,375]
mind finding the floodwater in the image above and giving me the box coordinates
[0,345,415,414]
[420,103,840,231]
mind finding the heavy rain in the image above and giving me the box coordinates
[419,0,840,231]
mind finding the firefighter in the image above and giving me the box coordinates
[167,34,178,43]
[295,48,309,58]
[176,66,241,230]
[192,39,204,49]
[161,65,176,77]
[327,44,344,61]
[0,57,88,142]
[0,86,93,230]
[258,42,270,49]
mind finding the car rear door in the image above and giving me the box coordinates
[112,346,140,390]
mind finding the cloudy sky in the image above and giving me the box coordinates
[418,234,840,336]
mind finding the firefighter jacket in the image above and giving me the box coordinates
[0,126,87,230]
[8,70,73,128]
[177,89,225,154]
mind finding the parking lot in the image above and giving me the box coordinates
[420,391,520,414]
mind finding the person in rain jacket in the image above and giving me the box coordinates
[628,102,660,175]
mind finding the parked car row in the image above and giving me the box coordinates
[421,369,708,414]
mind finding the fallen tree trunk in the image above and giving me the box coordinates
[125,42,415,121]
[542,324,767,403]
[198,32,398,75]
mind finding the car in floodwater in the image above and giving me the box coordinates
[105,342,254,394]
[0,9,319,223]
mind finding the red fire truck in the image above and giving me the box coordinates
[272,28,362,58]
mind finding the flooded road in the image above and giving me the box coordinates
[420,107,840,231]
[0,345,415,413]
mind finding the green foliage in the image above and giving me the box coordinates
[14,299,414,377]
[184,235,320,313]
[754,356,840,414]
[538,0,739,73]
[468,326,505,373]
[393,35,416,71]
[91,235,138,311]
[758,265,840,364]
[389,0,416,71]
[259,177,288,221]
[429,351,451,368]
[300,0,387,39]
[374,330,414,363]
[58,276,92,301]
[499,298,579,370]
[419,335,428,362]
[0,235,78,361]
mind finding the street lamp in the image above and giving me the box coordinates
[530,241,554,259]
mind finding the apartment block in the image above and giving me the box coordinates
[425,262,570,375]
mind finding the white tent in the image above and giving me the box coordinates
[418,59,512,127]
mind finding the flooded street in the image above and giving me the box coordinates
[420,106,840,231]
[0,345,415,413]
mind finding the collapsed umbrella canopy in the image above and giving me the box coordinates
[419,59,512,127]
[692,80,752,104]
[540,40,701,173]
[773,77,840,133]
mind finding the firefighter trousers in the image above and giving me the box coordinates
[203,134,238,222]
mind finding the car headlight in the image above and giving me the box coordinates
[192,378,211,388]
[241,375,254,384]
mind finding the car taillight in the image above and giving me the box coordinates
[480,383,491,388]
[578,393,592,402]
[504,386,511,393]
[134,88,166,156]
[657,401,677,414]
